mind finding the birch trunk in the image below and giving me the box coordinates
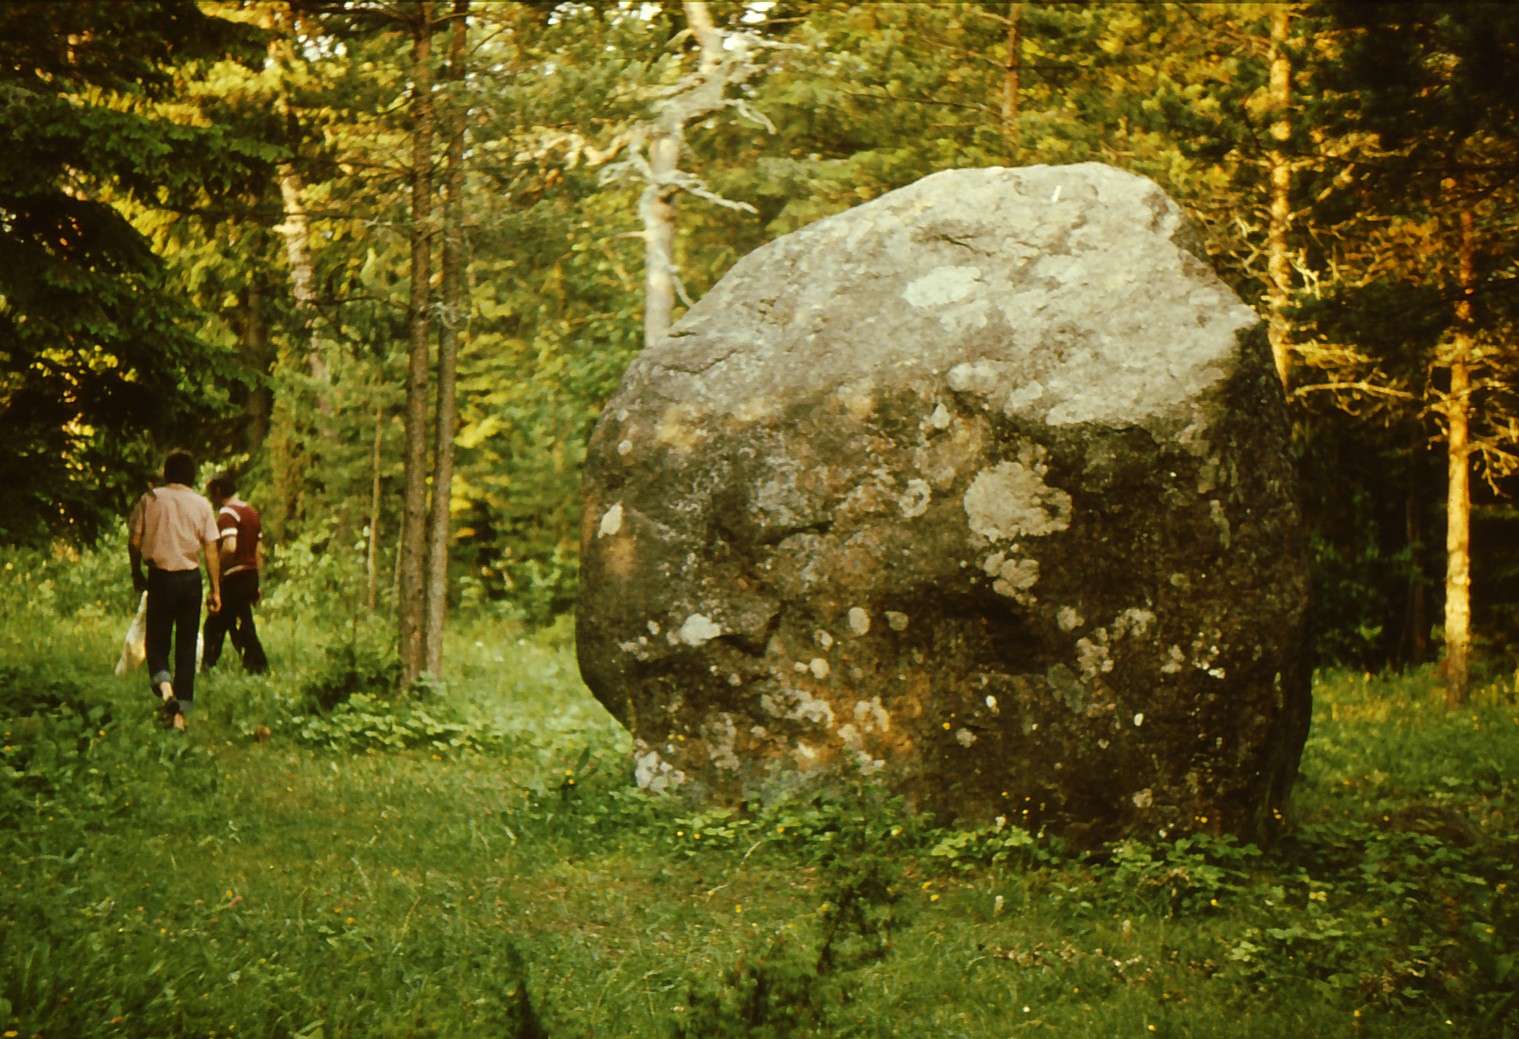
[1265,6,1294,388]
[261,3,333,534]
[262,5,327,389]
[1443,203,1476,707]
[641,131,678,349]
[637,0,759,349]
[276,168,328,387]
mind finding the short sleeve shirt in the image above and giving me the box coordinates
[217,499,262,576]
[128,484,219,572]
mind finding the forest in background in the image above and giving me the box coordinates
[3,1,1518,693]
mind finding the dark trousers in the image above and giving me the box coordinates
[145,568,202,710]
[203,569,268,673]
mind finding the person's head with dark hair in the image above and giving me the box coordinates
[163,451,196,486]
[207,472,237,501]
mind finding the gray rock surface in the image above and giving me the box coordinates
[576,163,1310,844]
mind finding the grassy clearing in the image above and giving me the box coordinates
[2,549,1517,1038]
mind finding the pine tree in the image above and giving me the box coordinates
[1300,4,1519,701]
[0,0,270,542]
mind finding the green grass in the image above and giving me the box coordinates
[2,549,1517,1038]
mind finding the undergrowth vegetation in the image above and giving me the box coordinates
[2,545,1517,1037]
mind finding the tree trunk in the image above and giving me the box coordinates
[1000,3,1022,157]
[639,0,744,350]
[261,3,334,535]
[641,136,678,348]
[1265,6,1294,388]
[1403,489,1428,663]
[398,0,437,689]
[423,0,469,679]
[275,169,328,386]
[262,4,327,390]
[1443,203,1476,707]
[266,164,329,537]
[367,384,384,614]
[233,278,273,461]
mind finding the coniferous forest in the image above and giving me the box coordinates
[5,0,1518,685]
[3,5,1518,1038]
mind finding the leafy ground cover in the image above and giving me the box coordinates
[2,547,1516,1038]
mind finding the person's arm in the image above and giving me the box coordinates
[129,543,147,592]
[252,535,266,602]
[205,541,222,614]
[219,530,239,568]
[128,497,147,592]
[203,505,223,613]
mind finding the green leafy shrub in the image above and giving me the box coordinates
[670,841,902,1039]
[670,929,822,1039]
[927,819,1067,872]
[286,693,500,753]
[0,664,101,720]
[0,666,112,814]
[456,541,578,628]
[1103,833,1263,915]
[660,786,930,868]
[0,541,136,625]
[300,620,400,710]
[261,519,372,616]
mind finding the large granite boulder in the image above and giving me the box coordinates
[576,163,1310,844]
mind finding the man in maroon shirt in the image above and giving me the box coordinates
[203,472,269,674]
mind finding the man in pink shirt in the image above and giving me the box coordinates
[128,451,222,730]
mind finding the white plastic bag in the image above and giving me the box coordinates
[115,592,148,676]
